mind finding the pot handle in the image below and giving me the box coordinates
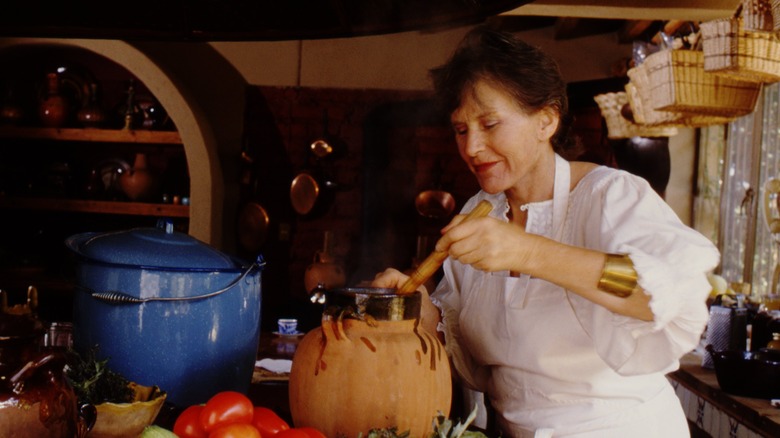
[82,256,266,305]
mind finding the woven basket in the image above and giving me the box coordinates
[744,0,774,30]
[626,65,685,126]
[627,65,737,128]
[774,0,780,30]
[701,15,780,83]
[594,92,678,139]
[644,49,762,117]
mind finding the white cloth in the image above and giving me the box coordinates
[432,160,719,437]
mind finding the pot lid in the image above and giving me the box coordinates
[66,219,236,270]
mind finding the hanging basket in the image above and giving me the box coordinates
[773,0,780,30]
[644,49,762,117]
[701,14,780,83]
[743,0,774,31]
[594,92,678,139]
[626,65,734,128]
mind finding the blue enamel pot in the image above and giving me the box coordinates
[66,220,264,407]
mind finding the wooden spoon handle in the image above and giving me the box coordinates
[397,200,494,294]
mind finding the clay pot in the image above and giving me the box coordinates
[303,231,346,294]
[119,153,159,201]
[0,308,94,437]
[39,72,69,128]
[289,287,452,438]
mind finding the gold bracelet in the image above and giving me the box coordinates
[597,253,638,298]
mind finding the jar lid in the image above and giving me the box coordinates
[65,219,236,270]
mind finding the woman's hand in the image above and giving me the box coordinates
[371,268,443,340]
[371,268,411,290]
[437,215,538,274]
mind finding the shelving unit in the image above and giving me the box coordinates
[0,46,191,322]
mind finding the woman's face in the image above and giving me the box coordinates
[450,80,558,195]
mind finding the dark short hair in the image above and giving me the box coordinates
[430,25,576,154]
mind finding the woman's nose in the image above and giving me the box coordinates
[462,131,485,156]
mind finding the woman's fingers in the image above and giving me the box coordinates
[370,268,410,288]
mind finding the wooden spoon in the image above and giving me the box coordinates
[397,200,493,294]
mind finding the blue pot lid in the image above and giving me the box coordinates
[66,219,236,270]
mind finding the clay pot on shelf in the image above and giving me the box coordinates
[289,287,452,438]
[76,83,106,128]
[1,88,25,126]
[119,153,159,202]
[38,72,69,128]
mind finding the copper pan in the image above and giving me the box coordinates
[290,170,336,217]
[237,201,270,252]
[415,189,455,219]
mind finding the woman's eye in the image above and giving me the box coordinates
[483,120,498,129]
[453,126,467,135]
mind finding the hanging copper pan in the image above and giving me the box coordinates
[290,170,336,217]
[237,201,270,253]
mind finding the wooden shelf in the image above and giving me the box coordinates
[0,196,189,217]
[0,126,181,144]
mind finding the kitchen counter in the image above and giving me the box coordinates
[669,352,780,437]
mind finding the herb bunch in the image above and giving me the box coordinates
[64,346,134,405]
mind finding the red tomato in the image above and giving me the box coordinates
[174,405,209,438]
[297,426,327,438]
[200,391,255,432]
[208,423,262,438]
[251,406,290,436]
[274,429,311,438]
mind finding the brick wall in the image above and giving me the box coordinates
[242,82,614,332]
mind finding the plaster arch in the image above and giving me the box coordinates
[0,38,246,250]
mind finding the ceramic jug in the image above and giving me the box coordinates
[0,292,94,437]
[289,287,452,438]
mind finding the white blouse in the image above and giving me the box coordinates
[432,164,720,437]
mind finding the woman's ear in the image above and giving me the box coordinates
[537,108,560,142]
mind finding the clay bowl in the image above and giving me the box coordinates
[87,383,166,438]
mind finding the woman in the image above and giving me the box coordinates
[372,26,719,437]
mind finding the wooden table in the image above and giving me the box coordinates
[668,352,780,437]
[247,331,300,424]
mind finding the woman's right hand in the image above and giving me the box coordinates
[370,267,411,290]
[371,268,442,340]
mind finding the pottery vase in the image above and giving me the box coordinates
[0,88,24,125]
[119,153,158,202]
[38,72,68,128]
[289,287,452,438]
[76,83,106,128]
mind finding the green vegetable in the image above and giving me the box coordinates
[141,425,178,437]
[64,346,134,405]
[356,404,488,438]
[428,404,488,438]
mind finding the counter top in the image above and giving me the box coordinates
[669,352,780,437]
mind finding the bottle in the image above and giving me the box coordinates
[38,72,68,128]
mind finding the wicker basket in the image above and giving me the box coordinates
[773,0,780,30]
[744,0,774,30]
[594,92,678,139]
[644,49,762,117]
[701,15,780,83]
[627,65,737,128]
[626,65,685,126]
